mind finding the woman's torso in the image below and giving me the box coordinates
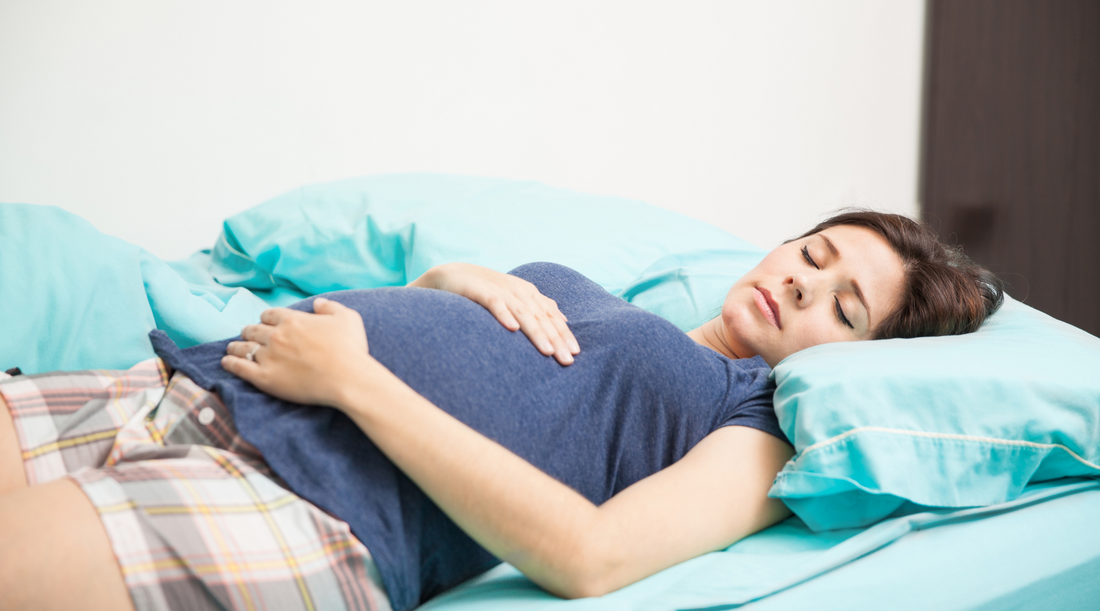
[151,262,782,611]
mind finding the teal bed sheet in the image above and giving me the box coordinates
[418,478,1100,610]
[751,479,1100,611]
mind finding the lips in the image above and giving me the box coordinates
[753,287,781,329]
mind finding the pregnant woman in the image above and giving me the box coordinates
[0,211,1002,611]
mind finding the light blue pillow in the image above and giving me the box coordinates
[0,203,271,374]
[769,296,1100,531]
[206,173,762,306]
[618,249,763,331]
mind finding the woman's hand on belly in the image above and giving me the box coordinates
[222,298,376,408]
[409,262,580,365]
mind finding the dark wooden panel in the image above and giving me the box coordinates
[921,0,1100,335]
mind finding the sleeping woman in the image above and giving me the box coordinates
[0,211,1002,611]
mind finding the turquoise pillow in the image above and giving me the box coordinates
[2,177,762,376]
[0,203,271,374]
[618,249,763,331]
[0,203,157,373]
[769,296,1100,531]
[206,173,762,309]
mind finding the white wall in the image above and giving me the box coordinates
[0,0,925,260]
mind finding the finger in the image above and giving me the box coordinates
[511,303,555,356]
[538,296,580,355]
[221,354,263,383]
[518,293,573,365]
[535,310,574,366]
[225,341,263,361]
[225,341,250,357]
[312,297,348,315]
[482,295,521,331]
[240,323,274,345]
[514,294,572,365]
[259,307,295,325]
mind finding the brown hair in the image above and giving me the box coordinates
[797,210,1005,340]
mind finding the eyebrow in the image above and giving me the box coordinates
[818,233,871,323]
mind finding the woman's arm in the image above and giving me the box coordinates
[222,300,793,598]
[339,370,791,598]
[409,263,580,365]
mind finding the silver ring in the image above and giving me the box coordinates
[246,345,260,362]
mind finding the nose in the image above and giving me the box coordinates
[785,273,816,307]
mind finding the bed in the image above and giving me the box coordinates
[3,173,1098,610]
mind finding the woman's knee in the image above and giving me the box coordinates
[0,478,134,611]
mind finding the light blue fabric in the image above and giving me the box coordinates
[417,478,1100,610]
[0,203,271,373]
[768,296,1100,531]
[169,250,310,308]
[1,175,761,372]
[205,173,764,329]
[751,480,1100,611]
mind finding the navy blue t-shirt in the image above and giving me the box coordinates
[151,263,788,611]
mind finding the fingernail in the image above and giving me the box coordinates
[569,339,580,353]
[561,352,574,364]
[316,297,328,304]
[541,341,554,353]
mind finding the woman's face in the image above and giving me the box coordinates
[720,224,906,367]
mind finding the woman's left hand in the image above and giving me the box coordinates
[222,298,375,407]
[410,263,580,366]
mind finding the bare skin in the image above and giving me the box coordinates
[0,396,134,611]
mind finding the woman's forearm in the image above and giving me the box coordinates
[333,359,609,598]
[223,299,789,599]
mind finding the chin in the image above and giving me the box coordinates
[720,300,762,361]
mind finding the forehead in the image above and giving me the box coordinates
[816,225,906,320]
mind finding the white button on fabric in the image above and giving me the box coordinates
[198,407,216,426]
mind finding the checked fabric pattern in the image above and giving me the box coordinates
[1,359,390,611]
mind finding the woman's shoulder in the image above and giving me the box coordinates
[722,355,775,401]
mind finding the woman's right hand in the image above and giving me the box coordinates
[409,263,580,365]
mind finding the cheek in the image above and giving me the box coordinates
[789,315,853,352]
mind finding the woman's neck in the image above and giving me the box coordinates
[687,317,740,360]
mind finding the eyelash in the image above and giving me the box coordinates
[802,245,855,330]
[800,245,819,269]
[834,297,855,329]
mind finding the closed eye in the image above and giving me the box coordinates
[801,245,819,269]
[834,296,855,329]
